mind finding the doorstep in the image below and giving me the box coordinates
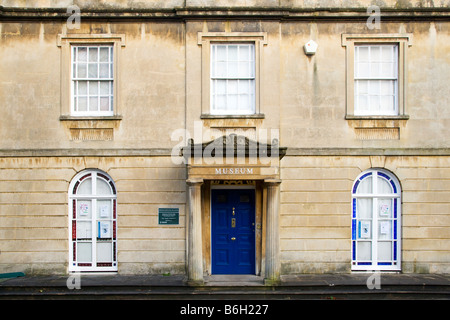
[204,274,264,286]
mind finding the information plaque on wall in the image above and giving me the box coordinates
[158,208,179,225]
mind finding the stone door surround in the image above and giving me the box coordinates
[182,134,286,285]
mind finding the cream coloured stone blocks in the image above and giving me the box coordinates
[1,154,448,275]
[2,1,447,9]
[0,157,186,275]
[0,5,449,276]
[0,20,449,150]
[280,156,450,274]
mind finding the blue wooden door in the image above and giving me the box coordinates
[211,189,255,274]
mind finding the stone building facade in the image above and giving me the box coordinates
[0,1,449,284]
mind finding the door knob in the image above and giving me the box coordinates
[231,237,236,241]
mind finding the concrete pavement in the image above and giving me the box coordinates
[0,273,449,300]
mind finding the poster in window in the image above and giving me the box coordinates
[79,203,89,216]
[99,205,109,218]
[98,221,111,238]
[380,221,390,236]
[379,203,390,217]
[359,221,371,239]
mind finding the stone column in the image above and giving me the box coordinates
[264,179,282,285]
[186,178,204,285]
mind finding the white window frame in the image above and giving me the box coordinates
[71,45,114,116]
[57,34,125,118]
[210,43,256,115]
[342,34,412,119]
[69,169,118,272]
[354,44,398,116]
[198,32,267,117]
[351,169,401,271]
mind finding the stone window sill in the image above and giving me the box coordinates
[346,115,409,141]
[345,115,409,121]
[200,114,265,120]
[60,115,122,141]
[59,115,123,121]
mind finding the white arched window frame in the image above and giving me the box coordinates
[351,169,401,271]
[69,170,117,272]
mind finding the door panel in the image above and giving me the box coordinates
[211,189,255,274]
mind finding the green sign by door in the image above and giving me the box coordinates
[158,208,179,225]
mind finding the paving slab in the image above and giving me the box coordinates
[0,273,448,300]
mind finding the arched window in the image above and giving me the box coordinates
[69,170,117,272]
[351,169,401,271]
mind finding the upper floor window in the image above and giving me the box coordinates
[341,34,412,119]
[354,44,398,116]
[71,45,114,116]
[197,32,267,118]
[57,33,125,119]
[210,44,255,115]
